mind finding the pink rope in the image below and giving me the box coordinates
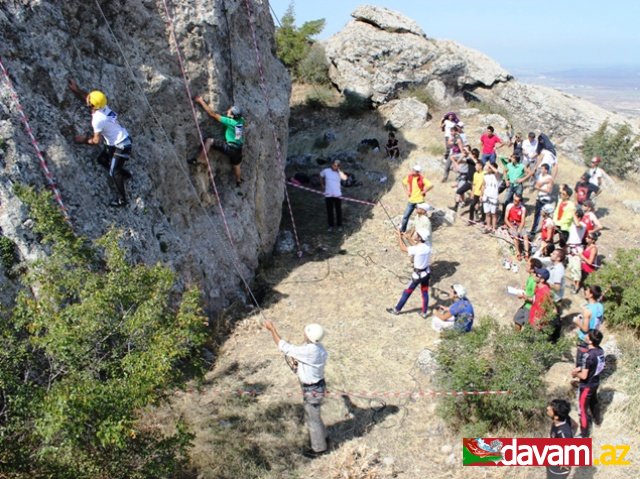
[242,0,302,257]
[0,57,70,221]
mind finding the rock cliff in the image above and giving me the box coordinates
[0,1,290,311]
[326,5,635,157]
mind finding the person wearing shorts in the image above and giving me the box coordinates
[482,162,500,232]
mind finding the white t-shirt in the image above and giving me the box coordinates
[278,340,328,385]
[92,107,129,146]
[522,138,538,164]
[540,149,557,169]
[548,262,565,302]
[443,119,456,139]
[408,242,431,270]
[536,173,553,201]
[320,168,342,197]
[567,222,586,246]
[483,173,500,201]
[588,167,604,187]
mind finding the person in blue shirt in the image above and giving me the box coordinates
[574,285,604,366]
[431,284,474,333]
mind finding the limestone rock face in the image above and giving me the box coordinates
[0,0,290,312]
[378,98,429,129]
[325,6,512,104]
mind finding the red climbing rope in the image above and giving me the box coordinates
[0,57,70,221]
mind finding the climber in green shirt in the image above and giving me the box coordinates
[192,95,246,187]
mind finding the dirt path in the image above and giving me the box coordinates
[162,97,640,478]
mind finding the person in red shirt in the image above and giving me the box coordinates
[479,125,503,166]
[504,192,529,260]
[581,200,603,238]
[529,268,553,329]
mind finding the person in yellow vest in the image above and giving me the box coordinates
[400,164,433,233]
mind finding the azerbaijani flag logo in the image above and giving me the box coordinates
[462,438,504,465]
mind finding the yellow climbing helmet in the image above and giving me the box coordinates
[86,90,107,109]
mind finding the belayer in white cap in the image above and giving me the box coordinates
[400,163,433,233]
[432,284,475,333]
[192,95,246,187]
[263,319,329,458]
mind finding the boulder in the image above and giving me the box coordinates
[351,4,426,36]
[378,98,429,129]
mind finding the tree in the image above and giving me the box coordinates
[275,2,326,81]
[582,121,640,178]
[0,186,208,478]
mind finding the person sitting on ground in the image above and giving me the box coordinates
[553,185,576,249]
[579,231,600,290]
[192,95,245,187]
[504,192,529,260]
[513,258,543,331]
[529,267,554,329]
[546,399,574,479]
[400,164,433,233]
[530,163,554,235]
[432,284,474,333]
[581,200,603,238]
[575,173,599,206]
[68,79,133,208]
[566,209,587,293]
[481,162,500,233]
[450,146,475,212]
[587,156,605,193]
[319,159,348,232]
[469,157,484,225]
[387,229,432,318]
[404,203,433,246]
[479,125,504,165]
[384,132,399,159]
[571,329,605,438]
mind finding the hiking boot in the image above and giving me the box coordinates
[302,448,328,459]
[386,307,400,315]
[109,198,127,208]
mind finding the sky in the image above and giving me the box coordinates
[269,0,640,73]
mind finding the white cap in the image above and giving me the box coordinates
[416,203,432,211]
[304,323,325,343]
[416,228,430,241]
[542,203,555,215]
[452,284,467,298]
[412,164,422,172]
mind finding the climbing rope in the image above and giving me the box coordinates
[0,57,70,221]
[241,0,303,257]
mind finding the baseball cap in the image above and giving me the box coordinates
[452,284,467,298]
[416,228,430,241]
[412,164,422,172]
[535,268,550,281]
[416,203,432,212]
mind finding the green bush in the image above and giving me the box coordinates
[0,234,17,271]
[435,318,569,435]
[588,248,640,330]
[1,186,208,478]
[275,3,325,80]
[582,121,640,178]
[298,43,330,85]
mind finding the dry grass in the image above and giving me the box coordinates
[151,100,640,478]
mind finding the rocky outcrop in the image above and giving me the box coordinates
[325,5,511,104]
[378,98,429,129]
[0,1,290,312]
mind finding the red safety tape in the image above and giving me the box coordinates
[209,387,511,399]
[0,57,70,221]
[286,180,378,207]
